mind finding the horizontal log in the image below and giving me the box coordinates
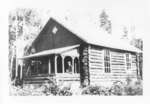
[89,64,103,67]
[111,58,125,61]
[112,71,126,73]
[111,68,125,70]
[111,55,124,58]
[111,60,125,63]
[111,51,124,55]
[89,55,103,58]
[89,60,103,63]
[111,63,125,65]
[111,64,125,66]
[89,60,103,64]
[111,69,126,71]
[89,48,103,52]
[89,57,103,61]
[89,51,103,55]
[89,54,103,57]
[90,67,103,70]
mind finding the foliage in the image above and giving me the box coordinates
[110,81,124,96]
[121,26,129,40]
[42,83,59,96]
[10,77,142,96]
[124,78,143,95]
[82,85,100,95]
[100,10,112,34]
[41,79,59,95]
[110,78,143,96]
[41,80,73,96]
[81,85,111,96]
[10,85,45,96]
[58,87,73,96]
[130,38,143,79]
[130,38,143,51]
[81,78,142,96]
[9,8,43,81]
[13,77,23,86]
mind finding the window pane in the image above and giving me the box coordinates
[104,50,111,73]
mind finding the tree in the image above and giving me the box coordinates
[130,38,143,79]
[121,26,129,42]
[9,8,43,81]
[100,10,112,34]
[130,38,143,51]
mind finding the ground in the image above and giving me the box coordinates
[10,77,143,96]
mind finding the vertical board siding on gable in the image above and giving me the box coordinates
[32,18,83,53]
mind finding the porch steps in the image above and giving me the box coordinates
[23,76,51,84]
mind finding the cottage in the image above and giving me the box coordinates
[17,17,142,87]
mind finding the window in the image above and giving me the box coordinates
[64,56,72,73]
[52,26,58,34]
[104,49,111,73]
[74,58,80,73]
[126,53,131,70]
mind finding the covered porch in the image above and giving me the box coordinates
[17,45,81,84]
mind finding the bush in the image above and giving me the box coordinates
[82,86,100,95]
[58,87,73,96]
[10,85,45,96]
[42,80,73,96]
[124,79,143,96]
[81,85,110,96]
[81,79,143,96]
[10,77,143,96]
[42,80,59,95]
[110,81,124,96]
[14,77,23,86]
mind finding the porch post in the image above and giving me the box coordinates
[20,64,23,79]
[15,59,18,78]
[136,53,140,78]
[48,58,51,75]
[78,57,80,73]
[62,55,65,73]
[72,57,75,74]
[55,55,57,74]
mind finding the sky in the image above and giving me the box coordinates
[9,0,150,40]
[8,0,150,58]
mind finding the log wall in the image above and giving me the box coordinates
[88,45,137,86]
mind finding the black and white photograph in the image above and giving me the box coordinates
[8,0,145,96]
[2,0,150,103]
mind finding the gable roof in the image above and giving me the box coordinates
[51,16,142,53]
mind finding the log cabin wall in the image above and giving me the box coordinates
[88,45,106,86]
[110,51,126,81]
[88,45,138,86]
[130,54,137,78]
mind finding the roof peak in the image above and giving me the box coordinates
[48,16,142,53]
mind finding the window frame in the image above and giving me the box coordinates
[126,53,131,70]
[52,26,58,34]
[104,49,111,73]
